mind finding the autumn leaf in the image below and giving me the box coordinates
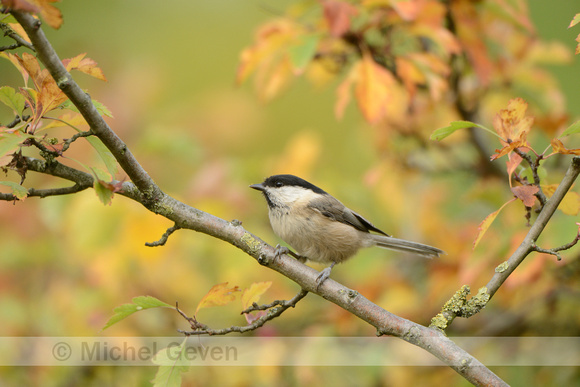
[322,0,358,37]
[489,98,534,160]
[0,181,28,200]
[5,0,63,29]
[473,198,516,249]
[511,185,538,207]
[195,282,241,316]
[63,53,108,81]
[493,98,533,142]
[236,20,295,85]
[353,53,396,124]
[506,152,523,186]
[490,139,529,161]
[542,184,580,216]
[551,138,580,156]
[241,281,272,324]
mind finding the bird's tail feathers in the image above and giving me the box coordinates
[371,235,444,258]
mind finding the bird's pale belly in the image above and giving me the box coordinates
[270,211,365,263]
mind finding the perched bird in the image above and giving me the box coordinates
[250,174,444,287]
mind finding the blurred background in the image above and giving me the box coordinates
[1,0,579,385]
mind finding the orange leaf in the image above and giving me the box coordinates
[506,152,523,185]
[63,54,108,81]
[236,20,295,85]
[33,0,63,29]
[473,198,516,249]
[354,53,396,124]
[490,139,529,161]
[550,138,580,156]
[511,185,538,207]
[195,282,241,316]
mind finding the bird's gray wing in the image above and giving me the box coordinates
[308,196,390,236]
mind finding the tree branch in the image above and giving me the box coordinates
[432,156,580,330]
[10,11,162,208]
[0,21,35,52]
[7,9,510,386]
[177,289,309,336]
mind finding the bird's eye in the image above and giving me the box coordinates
[275,181,283,187]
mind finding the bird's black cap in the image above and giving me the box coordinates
[251,174,328,195]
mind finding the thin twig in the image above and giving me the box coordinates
[145,224,181,247]
[432,156,580,331]
[177,289,309,336]
[531,230,580,261]
[513,147,548,207]
[0,22,35,52]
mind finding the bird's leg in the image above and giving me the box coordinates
[274,244,306,262]
[316,262,336,289]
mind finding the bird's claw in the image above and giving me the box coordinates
[315,263,335,290]
[274,244,290,260]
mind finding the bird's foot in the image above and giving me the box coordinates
[274,244,305,262]
[316,263,335,290]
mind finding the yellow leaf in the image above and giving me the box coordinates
[236,20,295,85]
[241,281,272,311]
[354,52,395,123]
[195,282,241,316]
[473,199,516,249]
[492,98,534,142]
[542,184,580,216]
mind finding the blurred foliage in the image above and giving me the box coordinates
[1,0,580,386]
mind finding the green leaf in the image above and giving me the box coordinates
[61,98,114,118]
[0,86,25,115]
[559,120,580,138]
[289,34,320,71]
[102,296,173,331]
[92,99,114,118]
[94,179,114,205]
[0,181,28,200]
[0,131,32,159]
[86,137,118,177]
[431,120,499,141]
[152,338,189,387]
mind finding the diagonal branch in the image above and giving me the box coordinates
[432,156,580,330]
[10,11,162,207]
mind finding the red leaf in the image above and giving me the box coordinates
[322,0,358,37]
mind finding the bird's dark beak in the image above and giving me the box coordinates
[250,183,265,192]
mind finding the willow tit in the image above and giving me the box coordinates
[250,174,444,288]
